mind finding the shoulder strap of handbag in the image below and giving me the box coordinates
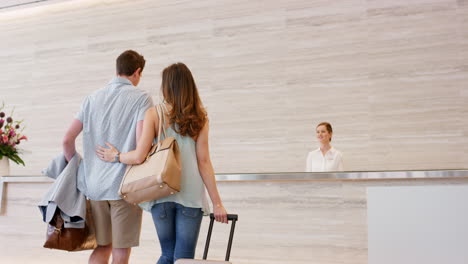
[156,104,168,150]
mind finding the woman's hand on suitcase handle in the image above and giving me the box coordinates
[214,203,228,224]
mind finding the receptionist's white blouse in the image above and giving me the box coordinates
[306,147,344,172]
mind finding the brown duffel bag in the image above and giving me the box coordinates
[43,199,97,251]
[119,104,181,204]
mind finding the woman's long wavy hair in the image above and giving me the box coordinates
[161,63,207,138]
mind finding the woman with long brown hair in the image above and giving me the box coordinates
[96,62,228,264]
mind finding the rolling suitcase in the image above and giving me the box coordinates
[176,213,238,264]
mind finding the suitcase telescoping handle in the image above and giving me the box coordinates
[203,213,238,261]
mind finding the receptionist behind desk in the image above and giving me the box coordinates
[306,122,344,172]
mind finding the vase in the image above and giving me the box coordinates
[0,157,9,177]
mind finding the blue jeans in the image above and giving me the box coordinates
[151,202,203,264]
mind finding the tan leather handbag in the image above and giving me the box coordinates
[43,200,97,251]
[119,104,181,204]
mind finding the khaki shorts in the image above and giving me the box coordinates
[89,199,143,248]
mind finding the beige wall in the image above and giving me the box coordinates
[0,0,467,175]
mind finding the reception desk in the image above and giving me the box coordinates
[1,170,468,264]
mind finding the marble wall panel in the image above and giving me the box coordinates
[0,0,467,175]
[0,180,367,264]
[366,0,465,170]
[457,0,468,166]
[2,179,468,263]
[0,0,74,12]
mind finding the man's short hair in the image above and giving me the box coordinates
[116,50,146,76]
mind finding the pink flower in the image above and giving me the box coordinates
[9,130,16,138]
[3,135,8,142]
[19,135,28,141]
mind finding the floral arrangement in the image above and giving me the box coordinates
[0,103,27,165]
